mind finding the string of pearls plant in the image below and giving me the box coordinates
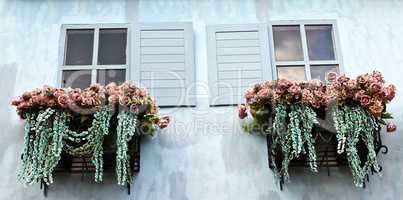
[333,105,380,187]
[12,81,169,187]
[116,111,138,185]
[239,71,396,187]
[270,103,318,182]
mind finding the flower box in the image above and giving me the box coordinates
[239,71,396,189]
[11,82,169,196]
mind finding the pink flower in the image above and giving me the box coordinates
[387,122,397,133]
[372,71,384,82]
[130,104,139,113]
[257,88,270,98]
[11,97,23,106]
[157,115,170,129]
[369,83,382,93]
[346,79,357,90]
[22,92,31,100]
[360,95,371,106]
[369,101,384,115]
[244,89,255,100]
[354,90,365,101]
[385,84,396,101]
[288,84,301,95]
[16,102,28,110]
[357,74,368,85]
[119,96,131,106]
[238,104,248,119]
[139,88,147,97]
[57,95,70,108]
[277,79,293,90]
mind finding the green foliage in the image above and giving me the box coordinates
[332,105,380,187]
[270,103,318,182]
[18,105,145,186]
[116,111,138,185]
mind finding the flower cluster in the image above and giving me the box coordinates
[241,71,396,119]
[245,79,330,109]
[330,71,396,117]
[12,81,167,128]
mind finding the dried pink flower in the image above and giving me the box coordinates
[387,122,397,133]
[238,105,248,119]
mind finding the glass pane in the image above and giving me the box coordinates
[97,69,126,85]
[277,66,306,81]
[305,25,335,60]
[62,70,92,89]
[272,26,304,61]
[98,28,127,65]
[65,29,94,65]
[310,65,339,82]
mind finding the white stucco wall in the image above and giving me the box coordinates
[1,0,403,199]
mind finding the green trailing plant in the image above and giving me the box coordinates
[332,105,380,187]
[116,110,138,185]
[12,81,169,188]
[63,105,113,182]
[270,103,318,182]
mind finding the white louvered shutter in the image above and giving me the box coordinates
[207,24,272,105]
[133,22,196,107]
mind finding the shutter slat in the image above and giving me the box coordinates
[217,54,261,63]
[218,70,262,80]
[141,46,185,55]
[216,31,259,40]
[141,38,184,47]
[216,39,259,48]
[141,63,185,71]
[141,71,186,80]
[142,54,185,63]
[217,47,260,55]
[141,30,184,39]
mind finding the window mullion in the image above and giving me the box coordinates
[300,24,311,80]
[91,27,100,84]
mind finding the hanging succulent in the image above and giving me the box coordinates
[12,81,169,187]
[116,110,138,185]
[239,71,396,187]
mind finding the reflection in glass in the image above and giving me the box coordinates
[97,69,126,85]
[62,70,92,89]
[310,65,339,82]
[273,26,304,61]
[277,66,306,81]
[305,25,335,60]
[65,29,94,65]
[98,29,127,65]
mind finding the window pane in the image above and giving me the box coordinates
[98,29,127,65]
[305,25,335,60]
[310,65,339,82]
[277,66,306,81]
[273,26,304,61]
[65,29,94,65]
[62,70,92,89]
[97,69,126,85]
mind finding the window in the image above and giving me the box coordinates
[60,24,129,88]
[270,21,342,82]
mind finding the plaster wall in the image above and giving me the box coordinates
[1,0,403,199]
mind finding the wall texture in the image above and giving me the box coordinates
[1,0,403,199]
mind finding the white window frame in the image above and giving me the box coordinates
[58,23,130,87]
[268,20,344,80]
